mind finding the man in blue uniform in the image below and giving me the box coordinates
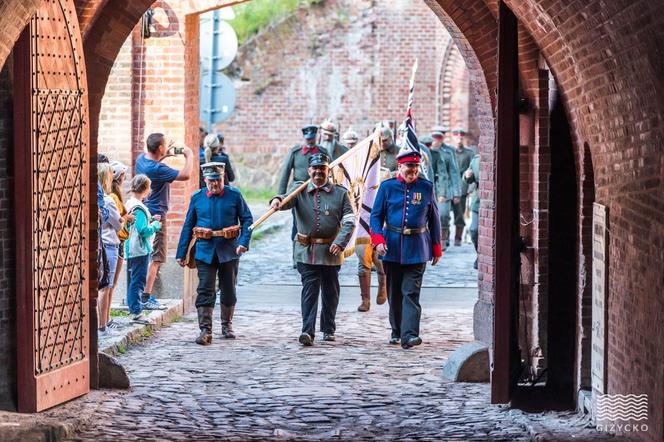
[270,153,355,346]
[176,162,253,345]
[370,148,442,349]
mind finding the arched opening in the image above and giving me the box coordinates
[0,0,660,438]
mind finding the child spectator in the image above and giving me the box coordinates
[125,174,162,324]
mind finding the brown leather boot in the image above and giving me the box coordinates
[195,306,213,345]
[441,228,450,251]
[454,225,463,246]
[357,273,371,312]
[376,273,388,305]
[221,304,236,339]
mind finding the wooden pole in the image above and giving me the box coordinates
[249,132,380,231]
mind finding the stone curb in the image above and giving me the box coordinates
[101,300,184,357]
[0,417,75,442]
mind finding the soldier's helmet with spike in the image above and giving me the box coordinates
[320,119,337,135]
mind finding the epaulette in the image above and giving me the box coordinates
[191,188,204,197]
[335,183,349,192]
[291,144,304,153]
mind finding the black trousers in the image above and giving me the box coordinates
[196,256,239,308]
[296,263,341,336]
[383,261,426,341]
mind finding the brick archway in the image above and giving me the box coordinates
[0,1,660,435]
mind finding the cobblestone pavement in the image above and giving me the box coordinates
[50,304,613,441]
[50,207,616,441]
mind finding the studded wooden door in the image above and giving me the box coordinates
[13,0,90,412]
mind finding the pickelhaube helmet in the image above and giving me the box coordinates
[320,119,337,135]
[342,127,359,143]
[377,124,393,141]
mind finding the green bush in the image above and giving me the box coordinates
[230,0,321,44]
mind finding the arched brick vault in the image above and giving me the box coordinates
[0,0,660,433]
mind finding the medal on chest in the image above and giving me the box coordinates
[412,192,422,205]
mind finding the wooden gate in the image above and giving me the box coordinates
[13,0,90,412]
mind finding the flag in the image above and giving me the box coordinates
[396,59,421,160]
[331,131,381,257]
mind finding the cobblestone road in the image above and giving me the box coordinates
[52,305,610,441]
[51,210,613,440]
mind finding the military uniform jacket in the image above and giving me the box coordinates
[454,146,475,194]
[277,144,330,194]
[276,181,355,266]
[464,154,480,213]
[370,177,442,265]
[321,140,349,161]
[176,187,253,264]
[431,145,461,199]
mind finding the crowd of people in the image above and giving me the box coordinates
[96,120,480,351]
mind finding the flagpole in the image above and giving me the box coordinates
[248,131,380,231]
[407,58,418,115]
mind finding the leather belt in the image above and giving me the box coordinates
[193,225,240,240]
[386,224,428,235]
[296,233,333,245]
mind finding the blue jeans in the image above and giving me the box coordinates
[103,242,119,286]
[127,255,150,315]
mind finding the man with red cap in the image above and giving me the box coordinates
[369,146,442,349]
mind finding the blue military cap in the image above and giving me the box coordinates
[309,153,330,167]
[302,124,318,140]
[201,161,225,180]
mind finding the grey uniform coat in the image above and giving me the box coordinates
[454,146,476,194]
[274,181,355,266]
[431,146,461,199]
[277,144,330,194]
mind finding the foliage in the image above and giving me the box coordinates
[229,0,322,44]
[110,309,130,317]
[241,187,275,203]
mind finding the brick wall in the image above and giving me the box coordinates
[0,59,15,410]
[98,0,474,249]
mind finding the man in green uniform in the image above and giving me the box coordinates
[320,119,348,161]
[451,128,475,246]
[463,154,481,269]
[270,153,356,345]
[277,125,330,267]
[430,126,461,250]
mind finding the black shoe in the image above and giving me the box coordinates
[323,333,336,342]
[389,337,400,345]
[473,258,478,270]
[298,333,314,346]
[401,336,422,349]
